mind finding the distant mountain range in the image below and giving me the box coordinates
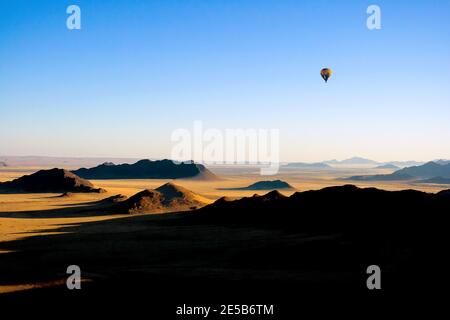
[434,159,450,165]
[284,157,426,169]
[345,161,450,183]
[375,163,400,170]
[0,156,140,168]
[72,159,218,180]
[0,168,105,193]
[283,162,331,169]
[0,161,7,167]
[324,157,379,165]
[418,177,450,185]
[219,180,294,191]
[386,160,425,168]
[282,157,380,169]
[344,172,413,182]
[322,157,424,168]
[395,162,450,179]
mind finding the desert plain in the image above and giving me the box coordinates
[0,161,448,298]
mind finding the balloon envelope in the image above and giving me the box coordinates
[320,68,332,82]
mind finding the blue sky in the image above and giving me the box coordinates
[1,0,449,162]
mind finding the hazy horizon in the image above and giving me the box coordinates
[0,153,444,165]
[1,0,449,162]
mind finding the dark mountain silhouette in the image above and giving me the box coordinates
[0,168,105,193]
[438,189,450,196]
[283,162,331,169]
[375,163,400,170]
[218,180,294,191]
[191,184,450,227]
[345,161,450,181]
[72,159,217,180]
[101,161,115,166]
[185,183,450,286]
[253,189,287,201]
[181,184,447,295]
[115,182,207,214]
[0,161,7,167]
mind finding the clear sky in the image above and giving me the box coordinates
[1,0,449,162]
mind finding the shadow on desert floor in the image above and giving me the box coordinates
[0,208,353,290]
[1,185,447,302]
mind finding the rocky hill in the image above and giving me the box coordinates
[219,180,294,191]
[0,168,105,193]
[72,159,218,180]
[115,182,209,214]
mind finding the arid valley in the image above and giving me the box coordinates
[1,158,447,247]
[1,157,448,310]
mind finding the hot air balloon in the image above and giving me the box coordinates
[320,68,332,83]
